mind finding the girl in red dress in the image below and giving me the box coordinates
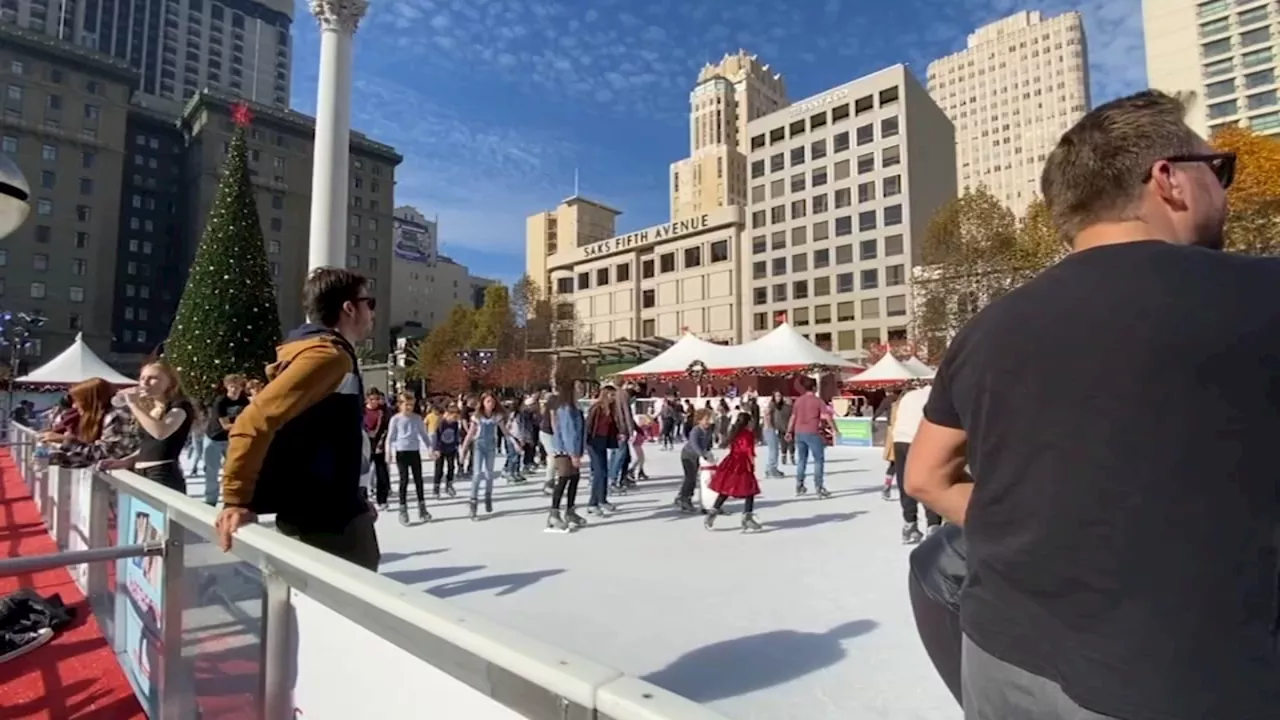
[705,413,763,532]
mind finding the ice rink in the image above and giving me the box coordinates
[338,444,959,720]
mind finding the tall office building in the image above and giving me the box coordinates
[0,24,133,366]
[389,206,494,333]
[525,196,620,295]
[669,50,787,221]
[742,65,956,356]
[0,0,293,108]
[926,11,1090,215]
[1144,0,1280,139]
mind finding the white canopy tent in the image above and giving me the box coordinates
[612,333,740,378]
[734,323,860,372]
[902,356,936,379]
[844,352,919,386]
[16,333,136,386]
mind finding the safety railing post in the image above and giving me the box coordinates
[86,471,113,610]
[51,465,72,550]
[260,565,295,720]
[158,524,193,720]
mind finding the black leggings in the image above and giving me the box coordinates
[551,472,581,510]
[433,450,457,491]
[713,494,755,513]
[679,455,700,500]
[894,442,942,526]
[395,450,424,507]
[371,453,391,505]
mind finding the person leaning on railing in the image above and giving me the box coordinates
[98,362,194,493]
[214,267,381,571]
[39,378,139,469]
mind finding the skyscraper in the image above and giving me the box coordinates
[926,11,1090,215]
[0,0,293,109]
[669,50,787,221]
[1144,0,1279,139]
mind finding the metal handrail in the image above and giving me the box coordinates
[0,542,162,575]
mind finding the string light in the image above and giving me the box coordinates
[163,114,281,404]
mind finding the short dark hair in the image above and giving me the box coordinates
[302,267,368,327]
[1041,90,1202,242]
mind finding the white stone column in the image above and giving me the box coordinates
[307,0,367,271]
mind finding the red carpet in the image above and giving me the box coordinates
[0,450,145,720]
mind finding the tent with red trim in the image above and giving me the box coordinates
[843,352,918,387]
[16,333,136,386]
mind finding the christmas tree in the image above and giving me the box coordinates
[165,102,281,404]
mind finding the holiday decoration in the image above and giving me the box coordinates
[686,360,708,379]
[165,111,281,404]
[231,101,254,128]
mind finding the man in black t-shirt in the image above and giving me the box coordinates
[202,374,249,505]
[905,90,1280,720]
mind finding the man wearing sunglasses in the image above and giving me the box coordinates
[906,90,1280,720]
[217,267,383,571]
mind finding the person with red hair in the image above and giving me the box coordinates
[39,377,138,468]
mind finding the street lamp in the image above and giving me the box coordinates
[0,154,31,239]
[0,311,46,424]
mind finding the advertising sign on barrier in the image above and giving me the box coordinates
[67,469,93,592]
[116,494,165,717]
[833,418,873,447]
[290,589,527,718]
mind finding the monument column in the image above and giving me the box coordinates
[307,0,368,270]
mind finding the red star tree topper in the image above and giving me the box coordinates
[231,101,254,128]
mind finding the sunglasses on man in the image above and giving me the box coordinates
[1143,152,1236,190]
[355,296,377,311]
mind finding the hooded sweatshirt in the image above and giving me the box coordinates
[221,324,367,533]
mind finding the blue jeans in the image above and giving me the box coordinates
[504,438,522,476]
[607,444,630,483]
[795,432,826,490]
[764,428,780,474]
[203,440,228,505]
[469,444,496,501]
[586,436,610,506]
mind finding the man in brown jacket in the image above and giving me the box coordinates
[214,267,381,570]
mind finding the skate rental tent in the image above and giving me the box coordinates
[901,356,936,380]
[610,332,742,379]
[843,352,921,388]
[15,332,137,386]
[729,323,861,375]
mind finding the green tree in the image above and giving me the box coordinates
[469,284,514,353]
[412,304,475,379]
[1212,125,1280,256]
[1010,196,1067,285]
[165,110,280,404]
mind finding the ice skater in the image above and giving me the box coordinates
[546,384,587,533]
[431,404,461,499]
[461,393,505,520]
[674,408,715,514]
[385,393,432,525]
[704,413,762,532]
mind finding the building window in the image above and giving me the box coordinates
[886,295,908,317]
[859,211,877,232]
[30,282,46,299]
[861,268,879,290]
[595,267,609,286]
[835,216,853,236]
[886,264,906,286]
[791,173,806,193]
[882,145,901,168]
[833,131,850,153]
[881,116,900,138]
[812,166,828,187]
[37,199,53,216]
[641,259,655,279]
[35,225,50,243]
[77,205,91,222]
[772,231,787,250]
[556,277,574,294]
[860,238,878,260]
[790,146,805,167]
[660,252,676,273]
[772,283,787,302]
[642,289,656,308]
[41,144,56,161]
[835,188,852,209]
[793,280,809,300]
[814,276,830,296]
[837,301,855,322]
[857,153,875,174]
[616,261,631,282]
[753,288,767,305]
[641,319,656,338]
[268,239,281,254]
[772,257,787,276]
[79,177,93,195]
[837,272,854,294]
[885,234,904,256]
[856,124,874,146]
[814,248,831,269]
[577,272,590,290]
[883,175,902,197]
[32,253,48,271]
[792,252,808,273]
[861,298,880,319]
[0,135,15,153]
[884,204,903,226]
[753,313,768,331]
[753,260,767,280]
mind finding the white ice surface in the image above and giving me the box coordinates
[189,445,960,720]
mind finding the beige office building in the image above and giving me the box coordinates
[1144,0,1280,138]
[546,208,744,345]
[526,195,620,295]
[927,11,1090,215]
[669,51,787,221]
[743,65,956,357]
[389,206,494,332]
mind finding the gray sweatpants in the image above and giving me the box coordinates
[962,635,1120,720]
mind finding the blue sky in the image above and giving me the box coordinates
[289,0,1146,286]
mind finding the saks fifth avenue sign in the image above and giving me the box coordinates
[583,214,711,258]
[790,88,849,117]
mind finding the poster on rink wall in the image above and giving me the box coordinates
[290,589,527,719]
[116,494,165,719]
[833,417,873,447]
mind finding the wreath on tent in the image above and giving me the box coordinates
[686,360,708,379]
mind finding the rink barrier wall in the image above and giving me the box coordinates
[5,423,731,720]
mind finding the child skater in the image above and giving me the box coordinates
[460,393,506,520]
[546,383,587,533]
[630,414,651,481]
[432,404,462,499]
[385,392,432,525]
[704,412,763,532]
[674,408,716,514]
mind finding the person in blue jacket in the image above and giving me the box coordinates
[546,383,586,533]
